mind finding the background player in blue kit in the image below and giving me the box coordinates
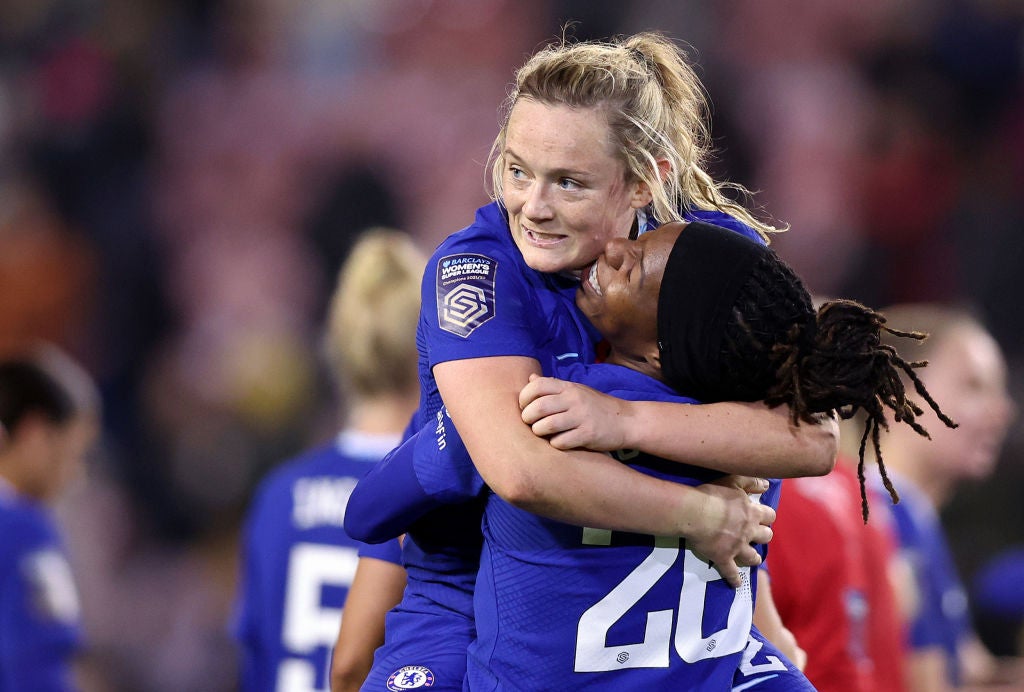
[0,345,99,692]
[233,230,425,692]
[851,304,1021,691]
[351,220,952,690]
[341,31,839,692]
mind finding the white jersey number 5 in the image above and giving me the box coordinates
[278,543,359,691]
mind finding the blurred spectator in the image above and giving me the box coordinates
[0,181,97,359]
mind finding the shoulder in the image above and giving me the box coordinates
[0,496,58,546]
[683,209,765,246]
[0,500,63,585]
[565,362,696,404]
[246,443,340,520]
[254,443,338,495]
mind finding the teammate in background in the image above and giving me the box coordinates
[855,305,1020,691]
[351,220,950,689]
[768,449,909,692]
[0,345,100,692]
[233,229,424,692]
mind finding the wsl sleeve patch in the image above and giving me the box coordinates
[21,549,81,625]
[435,253,497,338]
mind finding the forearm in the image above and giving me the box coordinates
[437,356,775,564]
[620,399,837,478]
[437,357,709,535]
[485,429,718,536]
[331,557,406,692]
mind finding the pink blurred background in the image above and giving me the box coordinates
[2,1,1022,688]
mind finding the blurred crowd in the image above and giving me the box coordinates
[1,0,1022,689]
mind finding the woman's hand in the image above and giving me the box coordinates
[520,374,632,451]
[680,476,775,588]
[522,374,839,478]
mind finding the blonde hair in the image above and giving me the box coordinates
[323,228,425,399]
[489,31,782,241]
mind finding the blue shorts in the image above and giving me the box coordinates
[731,627,816,691]
[361,609,472,692]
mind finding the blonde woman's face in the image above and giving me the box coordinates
[501,99,648,275]
[920,325,1016,481]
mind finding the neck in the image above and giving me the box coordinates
[344,392,419,436]
[874,434,954,509]
[603,350,662,383]
[0,455,32,500]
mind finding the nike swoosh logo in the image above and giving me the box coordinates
[555,352,579,360]
[732,674,780,691]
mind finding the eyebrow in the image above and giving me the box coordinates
[503,147,594,180]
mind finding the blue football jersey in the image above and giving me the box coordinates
[360,202,599,692]
[884,473,970,686]
[234,431,403,692]
[358,204,778,691]
[467,362,779,691]
[731,627,816,691]
[0,487,82,692]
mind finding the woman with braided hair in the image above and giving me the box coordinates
[525,223,954,517]
[348,218,949,689]
[762,305,1018,692]
[528,229,968,692]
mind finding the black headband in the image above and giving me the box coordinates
[656,221,773,402]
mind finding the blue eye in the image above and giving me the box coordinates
[509,166,525,180]
[558,178,580,190]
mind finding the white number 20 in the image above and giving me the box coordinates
[575,532,752,672]
[277,543,359,691]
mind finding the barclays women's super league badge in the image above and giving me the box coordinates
[436,254,497,338]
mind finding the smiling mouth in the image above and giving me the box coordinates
[523,227,566,246]
[587,262,602,296]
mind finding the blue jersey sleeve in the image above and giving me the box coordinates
[683,209,766,246]
[345,407,483,544]
[423,209,552,370]
[0,510,81,692]
[358,538,403,565]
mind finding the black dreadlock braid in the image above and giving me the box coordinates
[715,254,816,406]
[716,258,958,522]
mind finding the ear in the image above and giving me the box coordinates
[643,344,662,371]
[629,158,672,209]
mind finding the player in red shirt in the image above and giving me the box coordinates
[768,454,908,692]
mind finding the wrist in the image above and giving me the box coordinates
[673,483,706,540]
[619,399,643,450]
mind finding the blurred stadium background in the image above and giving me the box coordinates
[1,1,1022,689]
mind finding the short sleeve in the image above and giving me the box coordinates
[422,234,544,369]
[359,538,403,566]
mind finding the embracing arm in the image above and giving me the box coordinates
[330,555,406,692]
[434,356,774,586]
[519,376,838,478]
[344,411,483,543]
